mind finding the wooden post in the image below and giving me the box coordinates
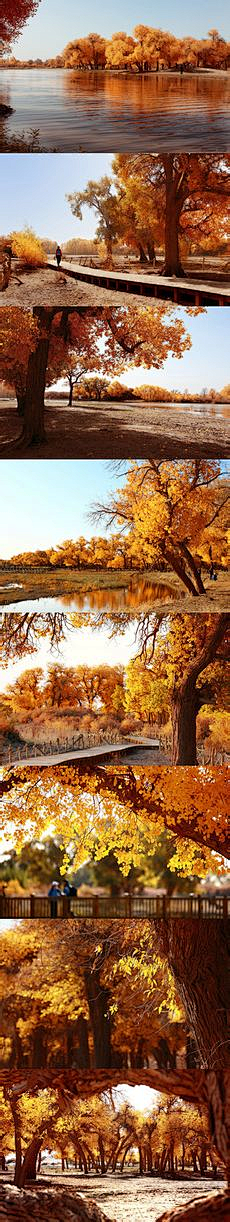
[93,895,99,918]
[30,895,35,918]
[162,895,167,920]
[62,895,70,919]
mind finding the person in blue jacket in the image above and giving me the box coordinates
[48,880,62,918]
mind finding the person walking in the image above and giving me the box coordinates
[55,244,62,268]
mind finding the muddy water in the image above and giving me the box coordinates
[0,69,230,151]
[40,1172,225,1221]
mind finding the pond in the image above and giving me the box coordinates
[0,69,230,151]
[0,580,176,614]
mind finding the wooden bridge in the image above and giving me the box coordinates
[48,260,230,305]
[2,737,160,768]
[0,893,228,920]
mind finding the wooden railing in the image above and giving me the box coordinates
[0,894,228,920]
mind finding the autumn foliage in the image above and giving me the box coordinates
[10,229,47,268]
[0,1,39,50]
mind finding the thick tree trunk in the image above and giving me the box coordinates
[22,309,56,445]
[18,1137,43,1186]
[84,968,112,1068]
[157,920,230,1071]
[171,677,198,765]
[163,157,185,277]
[157,1190,230,1220]
[16,393,26,417]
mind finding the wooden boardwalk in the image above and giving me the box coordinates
[0,892,228,920]
[3,737,160,768]
[48,261,230,305]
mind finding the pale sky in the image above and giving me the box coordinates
[0,449,229,561]
[11,0,230,59]
[0,619,137,690]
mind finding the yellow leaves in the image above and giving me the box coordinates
[10,229,46,269]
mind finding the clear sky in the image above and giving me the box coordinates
[11,0,230,59]
[0,448,229,560]
[0,460,119,557]
[1,154,110,243]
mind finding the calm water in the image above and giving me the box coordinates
[0,69,230,150]
[0,580,176,614]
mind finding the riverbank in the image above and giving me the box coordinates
[0,401,229,461]
[0,565,228,614]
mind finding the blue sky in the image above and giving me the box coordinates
[0,451,229,559]
[11,0,230,59]
[1,154,110,242]
[0,460,119,556]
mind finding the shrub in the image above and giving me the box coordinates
[10,227,47,268]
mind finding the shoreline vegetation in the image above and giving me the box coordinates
[1,25,230,74]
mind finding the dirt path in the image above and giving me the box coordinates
[38,1172,226,1222]
[0,401,229,459]
[0,268,161,307]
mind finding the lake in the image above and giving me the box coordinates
[0,69,230,151]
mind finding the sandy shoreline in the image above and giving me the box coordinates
[0,401,229,460]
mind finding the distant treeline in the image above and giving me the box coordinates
[2,26,230,72]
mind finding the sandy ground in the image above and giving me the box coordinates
[0,268,157,307]
[38,1173,225,1222]
[0,400,229,460]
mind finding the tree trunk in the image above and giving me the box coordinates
[16,392,26,417]
[171,677,198,764]
[69,378,73,407]
[32,1024,47,1068]
[157,920,230,1071]
[159,1191,230,1220]
[163,157,185,276]
[22,309,56,445]
[18,1137,43,1187]
[84,968,112,1068]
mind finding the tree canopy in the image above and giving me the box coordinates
[0,1,39,51]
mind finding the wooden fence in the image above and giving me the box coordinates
[0,894,228,920]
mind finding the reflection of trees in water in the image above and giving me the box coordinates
[63,69,230,114]
[58,580,176,612]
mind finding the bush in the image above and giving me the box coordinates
[10,227,47,268]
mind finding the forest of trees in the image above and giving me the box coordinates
[0,919,191,1070]
[0,919,229,1076]
[0,304,194,445]
[67,154,230,276]
[1,460,228,601]
[2,25,230,72]
[0,614,229,764]
[0,1075,223,1189]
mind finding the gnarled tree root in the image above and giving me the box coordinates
[0,1184,115,1220]
[158,1188,230,1221]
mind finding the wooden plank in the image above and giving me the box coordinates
[48,260,230,303]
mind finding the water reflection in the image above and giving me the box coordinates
[0,579,177,615]
[0,69,230,151]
